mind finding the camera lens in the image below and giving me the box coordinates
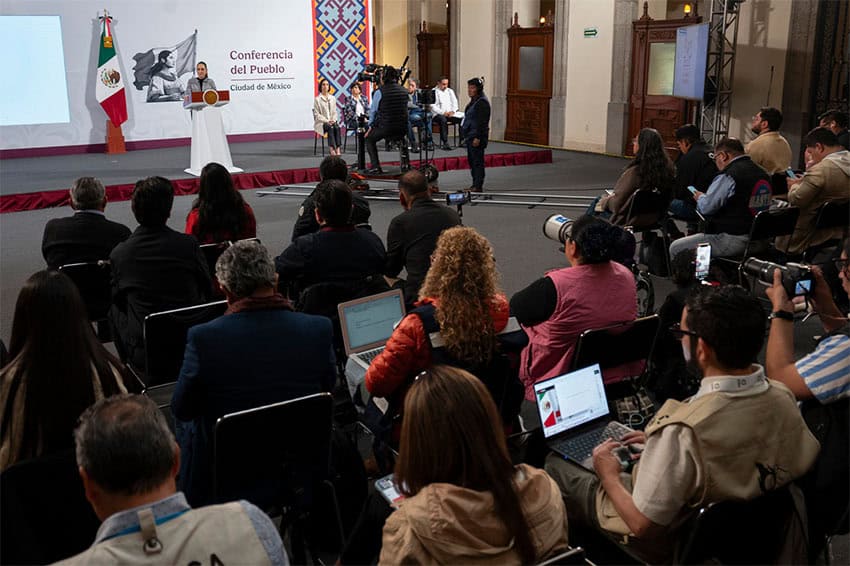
[543,214,573,244]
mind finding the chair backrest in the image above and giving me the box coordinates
[143,381,178,432]
[674,485,800,564]
[213,392,333,509]
[142,300,227,386]
[570,315,661,383]
[744,205,800,257]
[199,241,231,278]
[58,260,111,321]
[624,188,670,229]
[814,200,849,232]
[536,546,586,566]
[1,449,101,564]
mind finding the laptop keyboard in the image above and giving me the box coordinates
[357,347,384,365]
[553,421,632,462]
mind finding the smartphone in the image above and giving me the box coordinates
[375,474,405,508]
[785,167,798,179]
[695,243,711,281]
[687,185,698,196]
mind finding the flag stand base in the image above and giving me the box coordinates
[105,120,126,154]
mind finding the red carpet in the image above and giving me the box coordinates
[0,149,552,214]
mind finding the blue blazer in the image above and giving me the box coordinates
[171,306,336,505]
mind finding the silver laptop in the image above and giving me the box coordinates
[338,289,406,371]
[534,363,633,471]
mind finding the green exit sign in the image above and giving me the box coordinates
[584,27,598,38]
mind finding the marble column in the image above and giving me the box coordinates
[408,0,422,79]
[490,0,513,140]
[548,0,570,147]
[605,0,638,155]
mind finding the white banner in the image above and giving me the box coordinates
[0,0,318,150]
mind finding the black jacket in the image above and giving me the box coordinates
[41,211,131,270]
[707,156,772,236]
[461,94,491,143]
[373,82,408,132]
[109,225,212,369]
[291,191,372,241]
[384,198,460,304]
[674,141,718,199]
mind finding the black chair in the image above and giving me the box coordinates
[813,199,850,240]
[536,546,587,565]
[672,485,804,564]
[140,300,227,386]
[726,206,801,287]
[624,188,674,277]
[0,449,101,564]
[570,315,661,383]
[199,241,231,278]
[214,392,344,564]
[143,381,178,432]
[59,260,112,341]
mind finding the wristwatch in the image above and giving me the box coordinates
[768,310,794,321]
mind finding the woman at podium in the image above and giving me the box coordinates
[147,50,185,102]
[187,61,216,92]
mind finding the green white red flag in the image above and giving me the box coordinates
[96,12,127,125]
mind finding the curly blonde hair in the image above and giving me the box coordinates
[418,226,502,365]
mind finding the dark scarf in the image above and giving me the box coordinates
[226,293,292,315]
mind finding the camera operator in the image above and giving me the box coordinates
[765,237,849,403]
[364,66,408,174]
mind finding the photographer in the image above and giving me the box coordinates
[765,237,849,403]
[365,66,409,174]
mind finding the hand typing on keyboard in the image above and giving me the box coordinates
[592,439,627,477]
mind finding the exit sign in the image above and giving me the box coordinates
[584,27,598,38]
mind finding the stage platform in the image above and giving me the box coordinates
[0,138,551,213]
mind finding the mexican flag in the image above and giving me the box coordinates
[96,14,127,126]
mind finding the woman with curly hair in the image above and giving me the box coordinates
[596,127,675,226]
[365,226,511,403]
[185,162,256,244]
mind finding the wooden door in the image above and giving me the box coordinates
[628,13,700,157]
[505,25,554,145]
[416,29,450,88]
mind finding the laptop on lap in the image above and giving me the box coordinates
[534,363,633,472]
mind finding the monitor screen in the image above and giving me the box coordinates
[534,364,609,439]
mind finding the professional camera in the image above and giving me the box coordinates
[446,191,471,206]
[543,214,574,244]
[742,258,815,298]
[357,56,411,85]
[416,88,436,106]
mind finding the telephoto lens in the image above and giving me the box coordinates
[741,258,814,298]
[543,214,573,244]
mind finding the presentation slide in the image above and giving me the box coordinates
[0,16,71,126]
[673,23,709,101]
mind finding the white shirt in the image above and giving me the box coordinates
[431,87,460,116]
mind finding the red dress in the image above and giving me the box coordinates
[184,202,257,244]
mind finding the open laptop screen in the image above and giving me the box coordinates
[339,290,405,354]
[533,364,609,439]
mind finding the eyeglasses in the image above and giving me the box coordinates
[669,323,698,341]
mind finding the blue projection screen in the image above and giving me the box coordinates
[0,16,72,126]
[673,23,709,101]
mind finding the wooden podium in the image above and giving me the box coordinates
[183,89,242,176]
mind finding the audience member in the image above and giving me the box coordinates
[819,109,850,151]
[109,176,211,369]
[405,78,433,153]
[431,76,461,151]
[379,365,568,564]
[776,127,850,256]
[291,156,371,241]
[275,179,385,299]
[57,394,287,565]
[511,216,637,399]
[0,271,128,471]
[384,170,460,305]
[462,77,491,192]
[668,124,718,227]
[545,285,819,561]
[746,106,793,178]
[365,66,408,174]
[41,176,131,270]
[314,78,342,156]
[184,162,257,244]
[766,237,849,403]
[652,249,701,402]
[367,226,514,403]
[596,128,675,226]
[172,240,336,505]
[669,138,772,259]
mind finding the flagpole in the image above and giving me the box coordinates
[99,8,127,154]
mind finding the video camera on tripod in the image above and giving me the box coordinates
[356,56,412,86]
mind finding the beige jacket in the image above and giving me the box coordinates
[746,131,792,174]
[379,464,568,565]
[313,94,339,135]
[778,150,850,254]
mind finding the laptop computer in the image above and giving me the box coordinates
[338,289,406,371]
[534,363,633,471]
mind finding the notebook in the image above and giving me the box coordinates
[534,363,633,472]
[338,289,406,372]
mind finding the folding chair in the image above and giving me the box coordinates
[624,188,674,277]
[535,546,587,566]
[199,241,231,278]
[140,300,227,386]
[814,199,849,241]
[729,206,800,287]
[214,392,344,564]
[143,381,178,432]
[673,485,803,564]
[59,260,112,341]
